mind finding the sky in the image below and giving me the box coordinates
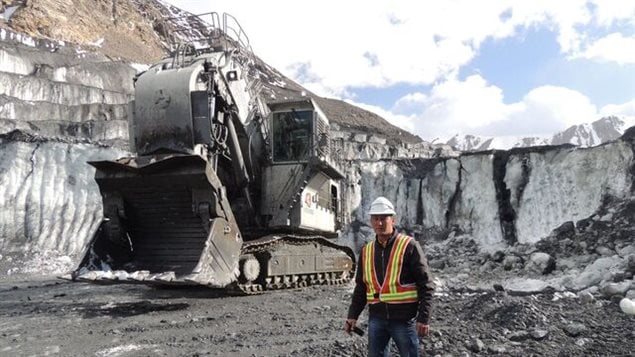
[165,0,635,142]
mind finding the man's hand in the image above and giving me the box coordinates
[416,323,429,337]
[344,319,357,335]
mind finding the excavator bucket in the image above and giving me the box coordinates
[73,154,243,287]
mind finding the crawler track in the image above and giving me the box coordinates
[234,234,355,295]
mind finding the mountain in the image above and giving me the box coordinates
[447,115,635,151]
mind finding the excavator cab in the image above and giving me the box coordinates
[260,99,344,234]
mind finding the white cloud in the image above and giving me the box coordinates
[166,0,634,95]
[421,75,511,129]
[600,98,635,117]
[579,33,635,64]
[588,0,635,26]
[510,85,597,128]
[395,77,600,141]
[391,75,513,140]
[345,100,417,134]
[166,0,634,140]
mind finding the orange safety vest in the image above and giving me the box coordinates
[362,233,418,304]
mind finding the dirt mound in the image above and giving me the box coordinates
[315,97,422,145]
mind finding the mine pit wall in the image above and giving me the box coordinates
[0,36,136,148]
[507,142,633,245]
[340,136,634,254]
[0,35,134,273]
[0,139,126,255]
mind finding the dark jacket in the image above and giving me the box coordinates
[347,231,434,324]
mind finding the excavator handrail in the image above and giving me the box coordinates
[158,11,256,72]
[222,13,252,54]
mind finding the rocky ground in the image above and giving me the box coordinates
[1,198,634,357]
[0,268,633,357]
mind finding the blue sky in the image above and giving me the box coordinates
[166,0,635,142]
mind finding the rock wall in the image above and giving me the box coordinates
[340,138,634,253]
[0,34,133,274]
[0,137,125,254]
[0,27,135,147]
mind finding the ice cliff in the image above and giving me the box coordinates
[0,29,130,274]
[340,139,634,253]
[0,27,633,277]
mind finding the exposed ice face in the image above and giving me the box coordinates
[0,141,125,256]
[340,140,634,254]
[510,142,633,244]
[452,154,503,248]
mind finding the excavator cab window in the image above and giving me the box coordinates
[272,110,313,162]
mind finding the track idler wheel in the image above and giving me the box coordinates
[239,255,260,283]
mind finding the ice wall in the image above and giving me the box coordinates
[0,139,125,254]
[0,35,135,147]
[0,35,134,272]
[342,137,634,253]
[508,142,633,244]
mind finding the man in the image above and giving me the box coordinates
[345,196,434,357]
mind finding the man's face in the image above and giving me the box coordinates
[370,214,395,236]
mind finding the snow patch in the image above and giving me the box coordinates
[0,5,20,21]
[504,278,554,293]
[89,38,105,47]
[95,344,156,357]
[130,63,150,73]
[9,251,76,276]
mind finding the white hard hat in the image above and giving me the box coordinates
[368,197,396,216]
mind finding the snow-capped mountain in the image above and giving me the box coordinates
[447,115,635,151]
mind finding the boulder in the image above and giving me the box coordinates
[491,250,505,263]
[554,221,575,237]
[563,323,587,337]
[530,329,549,341]
[595,246,614,256]
[601,281,632,298]
[466,337,484,352]
[502,255,522,271]
[577,291,595,303]
[619,298,635,315]
[626,254,635,274]
[526,252,556,275]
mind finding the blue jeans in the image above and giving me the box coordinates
[368,316,419,357]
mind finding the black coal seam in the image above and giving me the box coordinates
[625,127,635,194]
[492,151,517,245]
[416,179,424,225]
[516,153,531,210]
[23,142,40,241]
[404,179,411,224]
[0,129,113,147]
[445,158,462,229]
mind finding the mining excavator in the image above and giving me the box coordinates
[72,13,354,293]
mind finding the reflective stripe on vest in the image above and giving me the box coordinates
[362,234,418,304]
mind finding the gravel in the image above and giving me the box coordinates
[0,274,633,356]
